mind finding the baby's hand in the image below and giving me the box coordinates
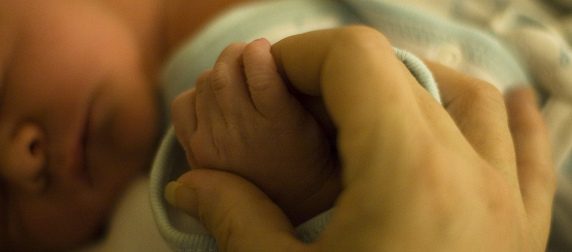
[172,39,340,224]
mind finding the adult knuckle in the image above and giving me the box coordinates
[523,110,550,136]
[537,161,558,195]
[206,206,236,251]
[466,79,504,107]
[413,152,462,208]
[333,25,393,52]
[454,78,506,120]
[485,176,515,212]
[210,197,253,252]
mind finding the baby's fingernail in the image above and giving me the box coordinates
[165,181,198,215]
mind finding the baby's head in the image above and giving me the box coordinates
[0,0,160,250]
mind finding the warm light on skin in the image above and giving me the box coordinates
[0,0,260,250]
[0,0,160,250]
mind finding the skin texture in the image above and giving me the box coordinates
[167,26,557,251]
[171,39,341,225]
[0,0,160,250]
[0,0,258,250]
[0,0,555,249]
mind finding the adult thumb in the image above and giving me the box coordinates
[165,169,306,252]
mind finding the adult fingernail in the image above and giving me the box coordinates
[165,181,198,215]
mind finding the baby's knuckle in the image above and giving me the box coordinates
[171,94,186,114]
[220,42,247,56]
[209,63,231,91]
[195,70,211,89]
[171,90,192,111]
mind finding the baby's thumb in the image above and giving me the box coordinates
[165,169,306,252]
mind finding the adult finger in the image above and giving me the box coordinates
[505,87,556,249]
[165,169,306,252]
[272,26,428,183]
[424,61,515,174]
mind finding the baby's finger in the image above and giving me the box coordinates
[243,38,296,118]
[194,69,223,129]
[171,88,199,168]
[424,61,515,175]
[505,87,556,249]
[210,42,254,122]
[166,169,305,252]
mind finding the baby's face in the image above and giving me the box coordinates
[0,0,160,250]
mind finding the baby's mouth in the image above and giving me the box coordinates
[80,85,113,187]
[76,92,100,187]
[79,120,92,186]
[61,113,92,188]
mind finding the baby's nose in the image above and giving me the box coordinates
[1,124,47,192]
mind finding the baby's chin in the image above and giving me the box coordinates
[33,164,145,251]
[42,121,159,251]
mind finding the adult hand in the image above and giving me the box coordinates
[166,27,556,251]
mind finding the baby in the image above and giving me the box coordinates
[0,0,160,250]
[0,0,354,249]
[0,0,257,250]
[2,0,570,250]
